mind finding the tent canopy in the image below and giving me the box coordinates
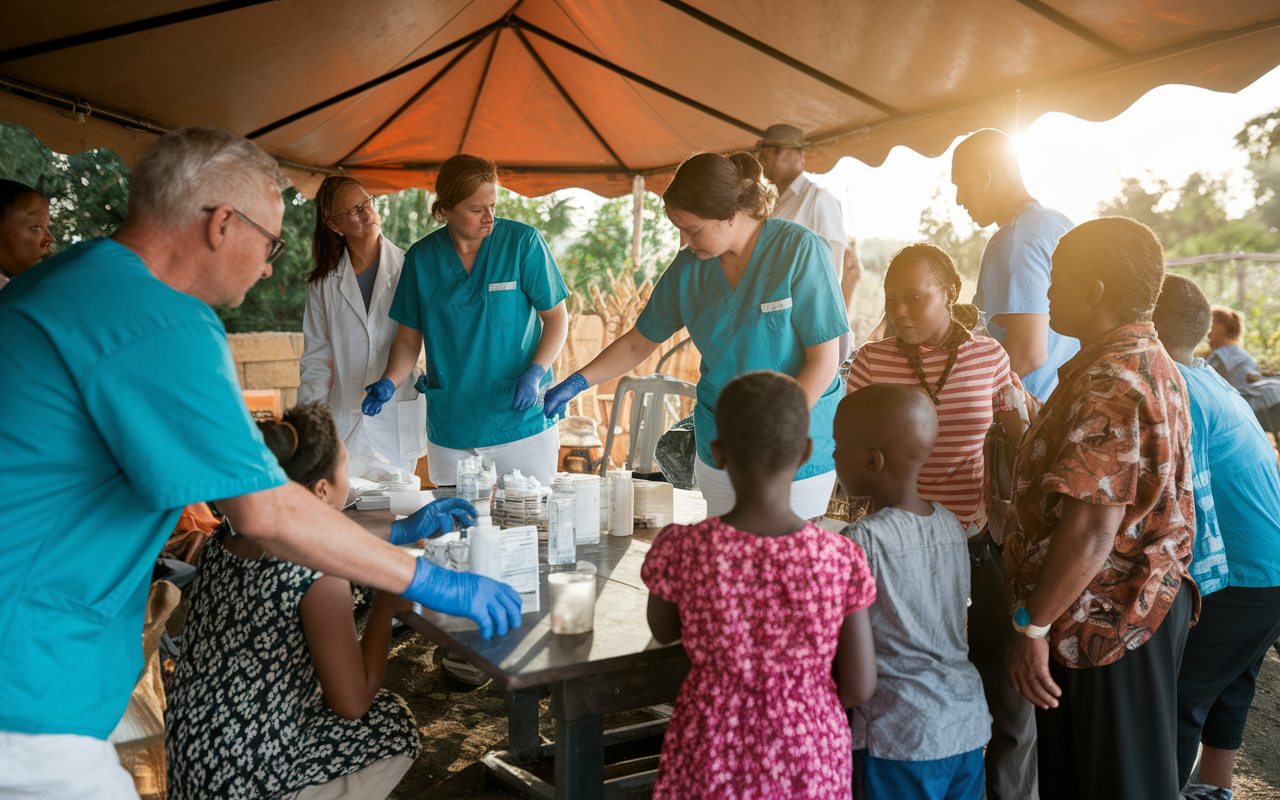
[4,0,1280,197]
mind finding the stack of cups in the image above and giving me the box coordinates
[607,469,634,537]
[547,496,577,566]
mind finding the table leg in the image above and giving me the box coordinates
[554,712,604,800]
[507,687,544,762]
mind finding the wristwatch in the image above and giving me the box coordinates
[1013,606,1051,639]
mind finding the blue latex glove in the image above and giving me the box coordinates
[511,364,546,411]
[542,372,589,420]
[389,498,478,546]
[362,378,395,416]
[402,558,523,640]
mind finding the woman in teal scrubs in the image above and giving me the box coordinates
[364,154,569,486]
[543,152,848,519]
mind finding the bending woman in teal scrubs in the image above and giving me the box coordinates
[544,152,848,519]
[364,154,569,486]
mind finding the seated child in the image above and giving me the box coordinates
[642,371,878,800]
[166,402,476,800]
[835,384,991,800]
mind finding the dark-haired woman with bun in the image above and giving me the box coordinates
[299,175,423,475]
[365,154,568,486]
[167,403,488,800]
[543,151,849,519]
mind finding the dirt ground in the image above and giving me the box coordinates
[385,638,1280,799]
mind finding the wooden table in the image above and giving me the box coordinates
[350,490,705,800]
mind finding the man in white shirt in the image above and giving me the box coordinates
[756,124,859,359]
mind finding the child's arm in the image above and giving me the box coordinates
[300,576,410,720]
[833,608,877,708]
[646,594,682,644]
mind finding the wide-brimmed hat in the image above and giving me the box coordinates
[756,123,808,150]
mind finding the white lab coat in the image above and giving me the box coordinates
[298,235,426,474]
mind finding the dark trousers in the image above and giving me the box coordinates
[1176,584,1280,787]
[1036,584,1193,800]
[966,534,1038,800]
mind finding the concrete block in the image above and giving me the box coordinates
[281,387,298,409]
[227,332,297,364]
[289,333,306,358]
[244,360,301,389]
[236,362,246,388]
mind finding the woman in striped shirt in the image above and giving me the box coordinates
[846,243,1028,533]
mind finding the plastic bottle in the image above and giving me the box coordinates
[468,515,501,581]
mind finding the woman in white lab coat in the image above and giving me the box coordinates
[298,176,425,476]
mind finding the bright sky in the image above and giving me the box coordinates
[811,64,1280,242]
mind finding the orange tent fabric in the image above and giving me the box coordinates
[4,1,1280,198]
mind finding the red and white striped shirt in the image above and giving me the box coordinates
[846,335,1014,531]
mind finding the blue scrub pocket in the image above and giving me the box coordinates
[421,387,450,442]
[487,287,524,329]
[491,378,526,432]
[759,305,793,360]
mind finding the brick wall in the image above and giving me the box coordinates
[227,332,304,409]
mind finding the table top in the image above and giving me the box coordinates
[349,488,705,690]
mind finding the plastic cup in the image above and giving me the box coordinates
[548,571,596,634]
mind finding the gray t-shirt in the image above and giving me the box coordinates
[354,252,380,313]
[842,504,991,761]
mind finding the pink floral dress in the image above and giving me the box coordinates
[641,517,877,800]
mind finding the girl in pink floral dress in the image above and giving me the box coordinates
[642,371,878,800]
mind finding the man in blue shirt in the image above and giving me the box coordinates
[952,129,1078,402]
[948,128,1080,800]
[1153,275,1280,800]
[0,127,520,798]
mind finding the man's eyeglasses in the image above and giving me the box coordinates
[203,206,287,264]
[328,195,375,221]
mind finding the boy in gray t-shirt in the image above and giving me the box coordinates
[834,385,992,799]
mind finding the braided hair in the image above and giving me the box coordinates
[887,243,972,406]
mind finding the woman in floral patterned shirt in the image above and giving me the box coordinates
[1003,217,1197,800]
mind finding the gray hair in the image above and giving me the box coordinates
[127,126,289,229]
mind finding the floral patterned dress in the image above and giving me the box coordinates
[166,522,419,799]
[641,518,876,800]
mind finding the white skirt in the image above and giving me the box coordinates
[693,459,837,521]
[427,425,559,486]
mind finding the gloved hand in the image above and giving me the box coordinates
[362,378,395,416]
[542,372,589,420]
[389,498,478,546]
[511,364,546,411]
[402,558,523,640]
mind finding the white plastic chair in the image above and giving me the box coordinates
[600,374,697,476]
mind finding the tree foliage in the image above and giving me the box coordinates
[560,192,680,307]
[917,188,989,279]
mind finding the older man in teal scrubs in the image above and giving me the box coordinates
[545,151,847,519]
[0,128,520,799]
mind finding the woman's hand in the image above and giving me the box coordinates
[362,378,395,416]
[512,364,546,411]
[389,498,477,546]
[543,373,589,420]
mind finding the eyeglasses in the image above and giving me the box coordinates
[203,206,287,264]
[327,195,375,221]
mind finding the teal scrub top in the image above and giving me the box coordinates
[0,239,288,739]
[391,218,569,449]
[635,218,849,480]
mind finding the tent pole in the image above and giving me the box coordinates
[631,174,645,274]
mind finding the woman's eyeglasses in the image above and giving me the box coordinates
[328,195,375,221]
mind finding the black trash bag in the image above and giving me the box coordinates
[654,414,698,490]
